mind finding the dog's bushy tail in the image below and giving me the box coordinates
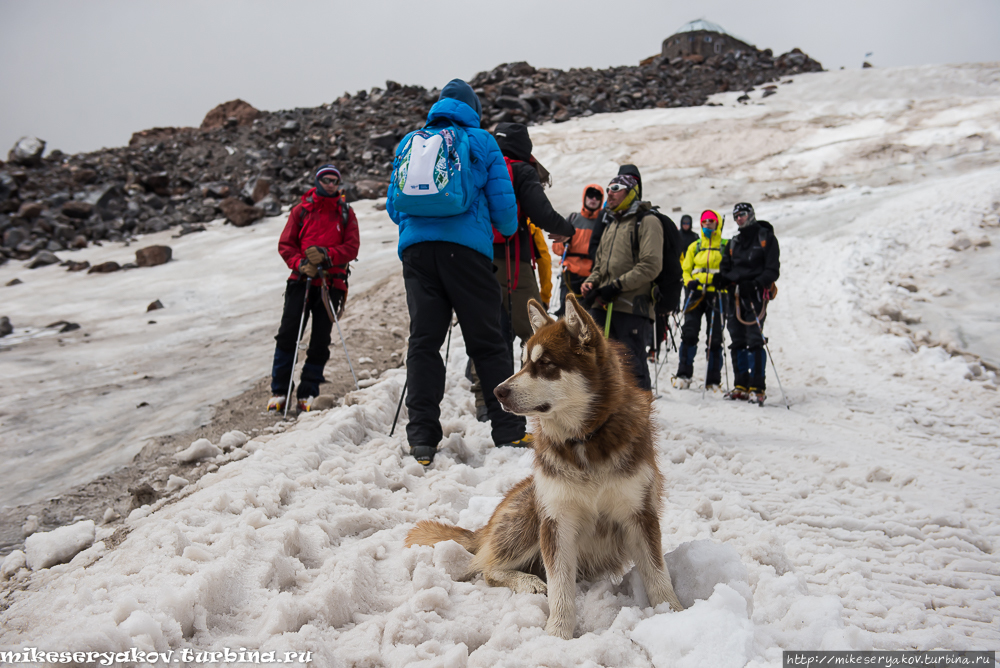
[405,521,480,553]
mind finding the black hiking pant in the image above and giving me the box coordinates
[271,279,343,399]
[402,242,526,450]
[590,307,652,391]
[677,292,725,384]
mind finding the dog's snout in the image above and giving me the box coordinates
[494,385,510,401]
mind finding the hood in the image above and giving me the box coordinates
[300,187,343,214]
[698,209,725,246]
[427,80,482,129]
[494,122,533,162]
[580,183,604,219]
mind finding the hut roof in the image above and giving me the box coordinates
[672,19,754,47]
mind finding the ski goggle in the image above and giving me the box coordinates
[585,188,602,199]
[319,176,340,185]
[607,183,630,192]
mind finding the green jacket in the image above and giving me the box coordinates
[585,201,663,319]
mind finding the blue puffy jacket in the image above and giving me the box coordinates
[388,90,517,260]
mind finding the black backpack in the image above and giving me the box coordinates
[632,207,683,313]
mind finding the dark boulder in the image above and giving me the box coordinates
[88,261,121,274]
[200,99,260,130]
[62,201,94,220]
[219,197,265,227]
[135,245,172,267]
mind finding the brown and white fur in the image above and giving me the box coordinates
[405,294,683,639]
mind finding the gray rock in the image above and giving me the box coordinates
[0,316,12,337]
[3,226,28,249]
[8,137,46,166]
[27,250,60,268]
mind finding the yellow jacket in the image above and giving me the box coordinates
[529,222,552,308]
[681,211,727,292]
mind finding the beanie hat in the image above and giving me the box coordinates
[314,165,342,197]
[680,214,692,227]
[733,202,756,227]
[617,164,643,199]
[608,175,639,212]
[700,210,719,223]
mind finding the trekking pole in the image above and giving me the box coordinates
[320,268,359,391]
[752,306,790,410]
[504,239,515,360]
[651,321,659,397]
[604,302,613,339]
[444,312,457,366]
[719,295,730,393]
[390,380,406,437]
[284,276,313,419]
[703,295,716,400]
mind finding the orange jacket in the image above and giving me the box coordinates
[552,183,603,278]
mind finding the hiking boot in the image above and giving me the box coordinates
[411,445,436,466]
[267,395,286,412]
[476,405,489,422]
[750,390,766,406]
[724,387,748,401]
[705,384,722,393]
[297,397,317,412]
[497,434,534,448]
[671,375,691,390]
[647,350,657,363]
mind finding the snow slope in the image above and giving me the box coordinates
[0,203,400,508]
[2,63,999,665]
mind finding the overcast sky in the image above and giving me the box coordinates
[2,0,999,156]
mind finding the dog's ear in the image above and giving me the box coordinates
[564,294,595,345]
[527,299,554,334]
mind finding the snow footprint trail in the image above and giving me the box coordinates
[655,184,1000,651]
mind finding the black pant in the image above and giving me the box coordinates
[402,242,526,448]
[681,292,724,349]
[271,279,343,398]
[590,307,652,391]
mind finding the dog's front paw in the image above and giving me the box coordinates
[513,573,547,595]
[545,615,574,639]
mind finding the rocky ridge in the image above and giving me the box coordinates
[0,46,821,264]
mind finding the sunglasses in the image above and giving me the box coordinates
[319,177,340,185]
[734,211,748,218]
[607,183,630,192]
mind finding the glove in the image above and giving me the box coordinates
[685,280,701,291]
[597,281,622,303]
[299,258,318,278]
[305,246,329,267]
[738,280,757,296]
[581,290,598,309]
[713,273,732,290]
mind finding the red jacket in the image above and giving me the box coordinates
[279,188,360,292]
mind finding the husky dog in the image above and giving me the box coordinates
[405,294,683,639]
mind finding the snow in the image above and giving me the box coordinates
[2,63,1000,664]
[22,520,95,570]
